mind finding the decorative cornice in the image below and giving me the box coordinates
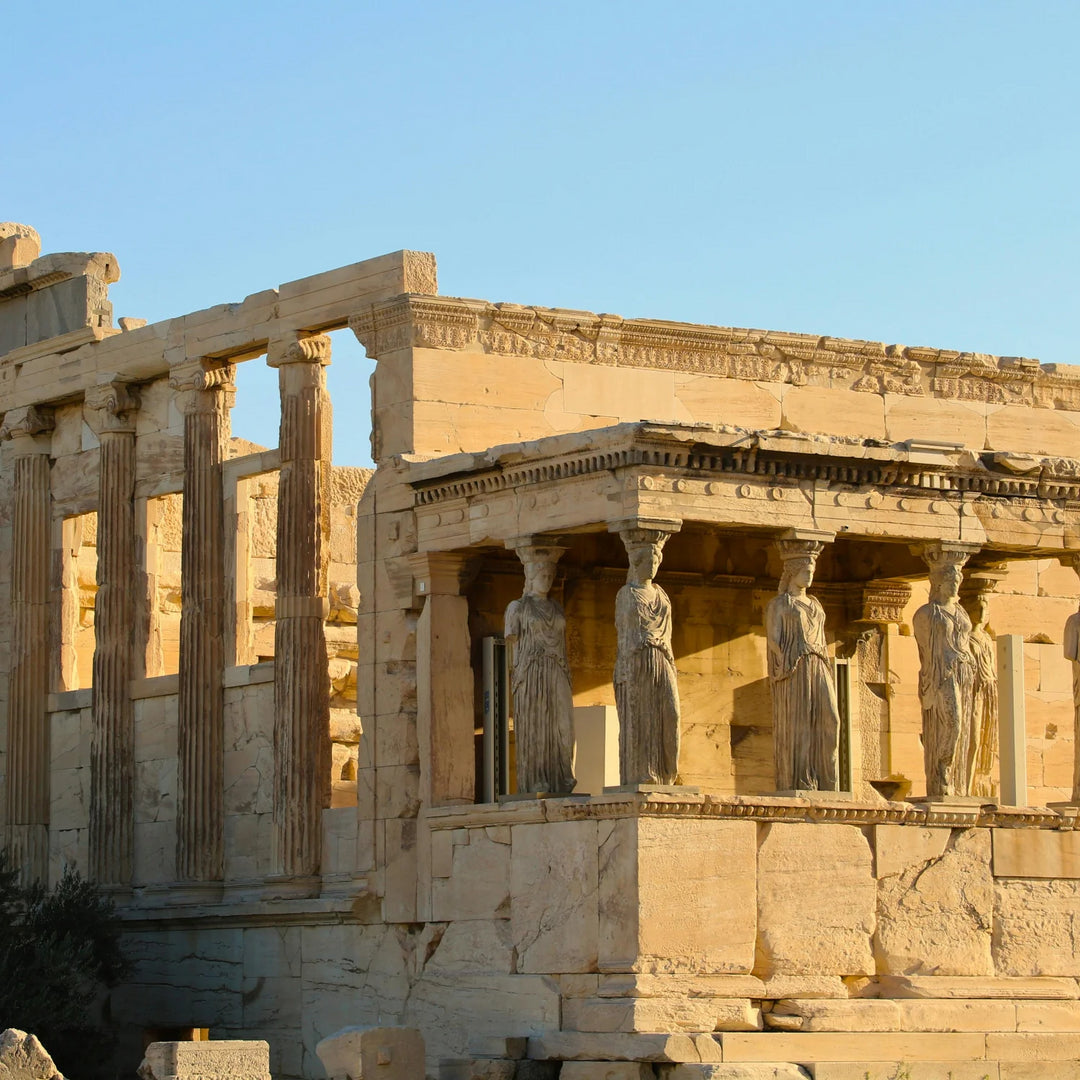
[409,429,1080,508]
[351,295,1080,410]
[266,333,332,368]
[424,792,1078,831]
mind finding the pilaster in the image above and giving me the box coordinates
[170,360,235,886]
[267,334,332,886]
[84,382,140,887]
[1,405,54,884]
[410,552,476,810]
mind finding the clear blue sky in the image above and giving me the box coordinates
[7,1,1078,466]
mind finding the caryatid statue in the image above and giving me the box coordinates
[962,581,1000,800]
[765,536,840,792]
[913,544,977,799]
[1063,594,1080,804]
[614,526,681,786]
[504,543,576,794]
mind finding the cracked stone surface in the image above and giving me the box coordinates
[874,826,993,976]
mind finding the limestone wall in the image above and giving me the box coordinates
[109,799,1080,1076]
[353,297,1080,463]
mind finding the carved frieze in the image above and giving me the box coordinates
[351,295,1080,411]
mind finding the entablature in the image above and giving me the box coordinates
[406,422,1080,557]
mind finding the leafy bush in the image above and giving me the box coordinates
[0,850,130,1077]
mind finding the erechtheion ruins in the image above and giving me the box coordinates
[7,223,1080,1078]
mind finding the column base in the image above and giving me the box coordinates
[263,874,321,900]
[498,791,587,803]
[603,784,702,794]
[908,796,997,808]
[167,881,224,905]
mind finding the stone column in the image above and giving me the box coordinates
[410,552,475,807]
[267,335,332,883]
[1,406,54,884]
[170,361,235,885]
[84,383,140,887]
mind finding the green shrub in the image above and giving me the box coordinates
[0,850,130,1078]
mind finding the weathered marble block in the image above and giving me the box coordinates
[598,817,756,974]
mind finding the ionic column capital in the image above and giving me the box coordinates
[168,360,236,413]
[0,405,53,452]
[267,333,332,369]
[84,380,140,436]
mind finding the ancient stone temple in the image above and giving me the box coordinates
[6,224,1080,1079]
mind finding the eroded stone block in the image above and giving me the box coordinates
[316,1026,424,1080]
[511,819,598,973]
[138,1040,270,1080]
[0,1029,63,1080]
[755,823,875,977]
[995,879,1080,976]
[875,827,994,976]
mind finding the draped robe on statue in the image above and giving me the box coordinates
[765,592,840,791]
[969,625,999,799]
[1064,611,1080,801]
[913,600,975,798]
[614,583,680,785]
[505,594,576,793]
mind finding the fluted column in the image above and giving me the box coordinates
[1,406,54,885]
[84,383,139,887]
[170,361,235,885]
[268,334,332,883]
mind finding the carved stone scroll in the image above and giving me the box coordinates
[1,407,54,884]
[84,382,140,886]
[613,524,681,786]
[765,532,840,793]
[267,335,332,881]
[504,541,575,794]
[171,361,235,884]
[913,543,978,799]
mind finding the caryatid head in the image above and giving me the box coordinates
[776,538,825,595]
[924,546,969,605]
[515,544,565,598]
[621,528,670,587]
